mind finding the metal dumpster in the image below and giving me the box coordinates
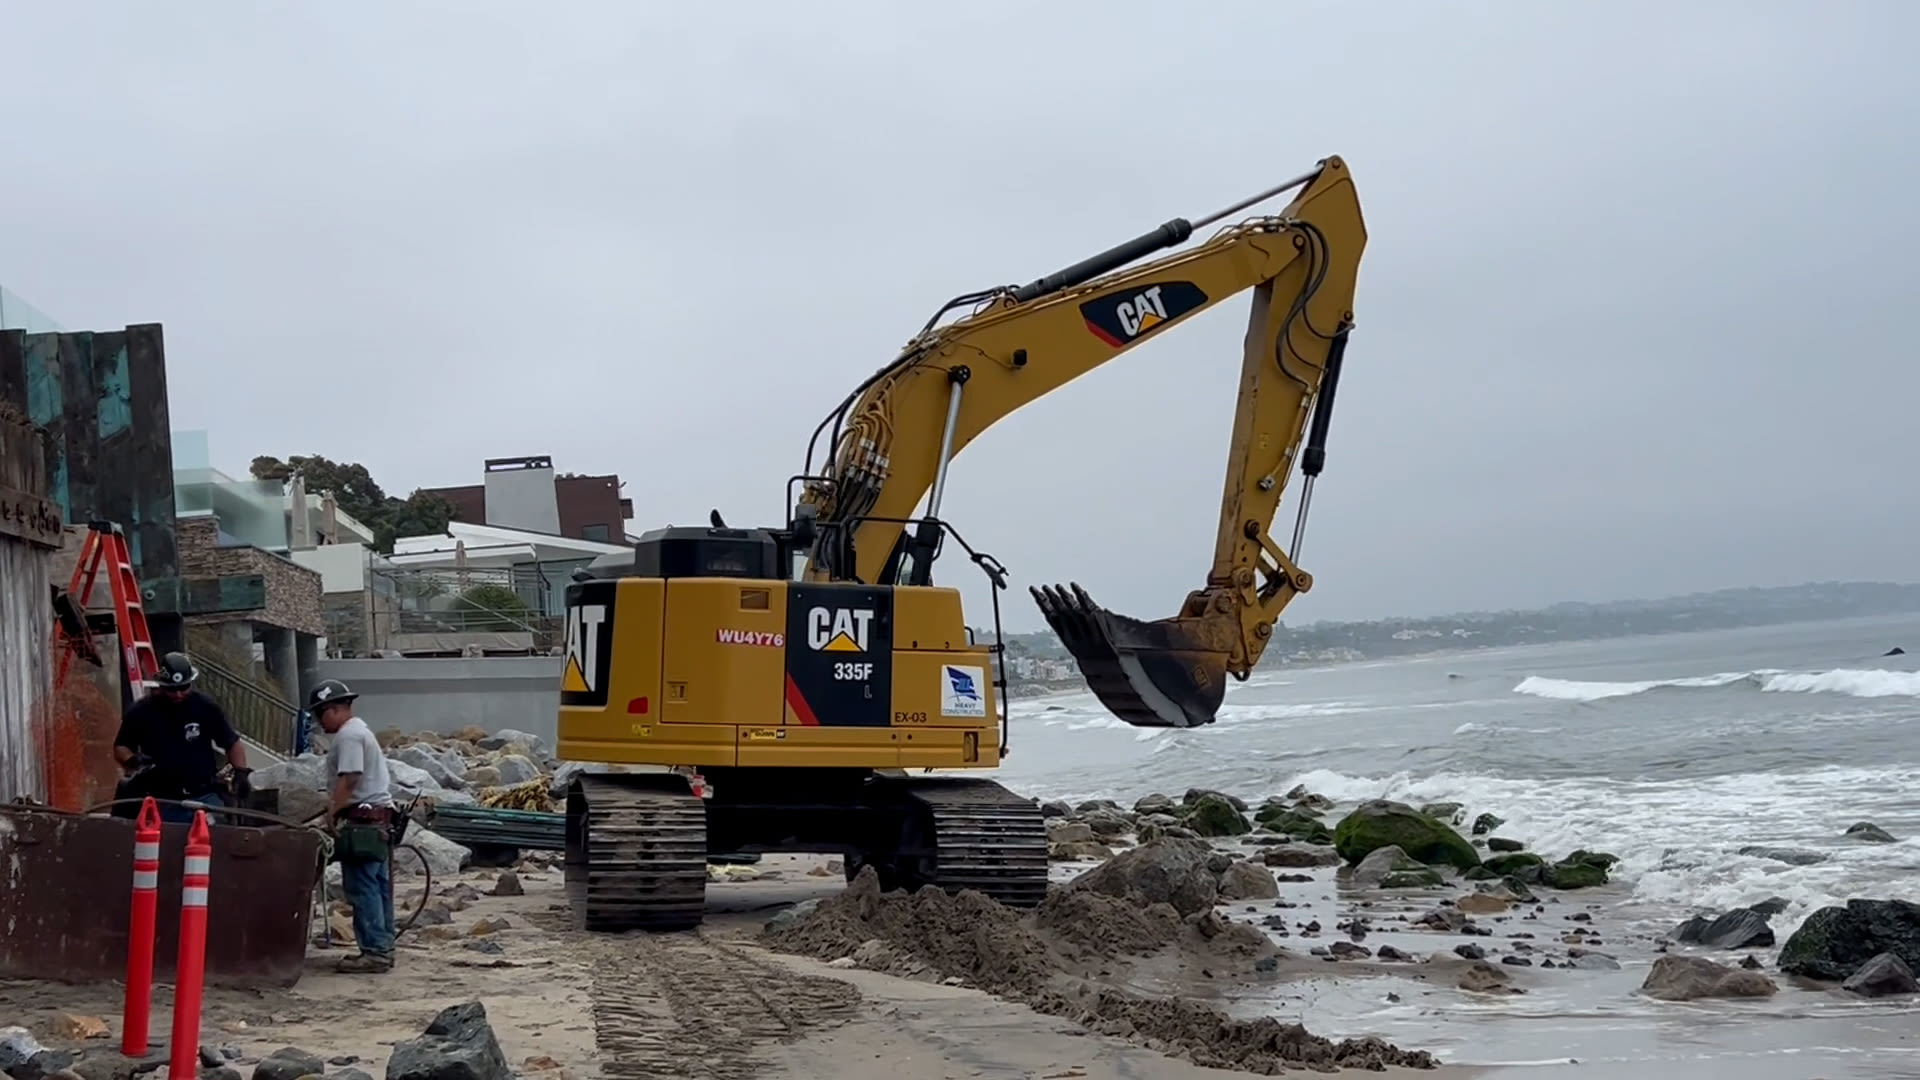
[0,804,323,988]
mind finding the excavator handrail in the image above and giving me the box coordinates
[812,512,1014,753]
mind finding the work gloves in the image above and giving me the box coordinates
[231,768,253,801]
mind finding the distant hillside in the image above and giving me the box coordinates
[993,581,1920,678]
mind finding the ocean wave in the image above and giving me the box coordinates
[1271,765,1920,927]
[1513,667,1920,703]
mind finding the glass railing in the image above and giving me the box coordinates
[0,285,63,332]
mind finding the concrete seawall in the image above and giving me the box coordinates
[314,656,563,745]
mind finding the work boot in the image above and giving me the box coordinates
[336,951,394,974]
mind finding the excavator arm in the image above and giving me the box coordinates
[795,156,1369,728]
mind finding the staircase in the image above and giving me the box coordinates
[187,650,305,761]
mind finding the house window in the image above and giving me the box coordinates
[581,524,611,542]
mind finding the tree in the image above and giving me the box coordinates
[250,453,457,555]
[455,583,534,632]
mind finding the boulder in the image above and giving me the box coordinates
[1779,898,1920,981]
[1179,794,1250,837]
[250,755,332,823]
[1332,800,1480,870]
[478,729,552,761]
[1671,907,1776,950]
[387,759,446,799]
[1470,812,1505,836]
[1640,955,1777,1001]
[395,744,468,789]
[1736,845,1826,866]
[1066,836,1218,916]
[1544,850,1616,889]
[1351,845,1443,888]
[1132,793,1176,815]
[1841,952,1918,997]
[1047,820,1096,844]
[1845,821,1898,843]
[1260,843,1342,868]
[396,826,473,878]
[1183,787,1248,812]
[548,761,587,799]
[1481,852,1545,880]
[1254,806,1335,845]
[1217,859,1280,900]
[489,754,543,787]
[385,1001,512,1080]
[1081,808,1134,838]
[255,1048,327,1080]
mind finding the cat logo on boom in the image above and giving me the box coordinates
[807,606,874,653]
[1115,285,1170,338]
[562,602,607,694]
[1078,280,1209,348]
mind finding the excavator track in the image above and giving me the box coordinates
[566,774,709,933]
[898,777,1050,909]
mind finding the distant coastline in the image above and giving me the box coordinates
[996,580,1920,693]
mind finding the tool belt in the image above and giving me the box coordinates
[332,804,398,863]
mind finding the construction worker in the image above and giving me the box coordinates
[112,651,251,825]
[308,678,397,974]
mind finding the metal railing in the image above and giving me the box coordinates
[369,565,564,649]
[192,654,304,757]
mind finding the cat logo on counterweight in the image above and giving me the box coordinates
[562,601,608,696]
[807,605,874,653]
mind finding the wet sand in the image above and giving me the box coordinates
[1034,853,1920,1079]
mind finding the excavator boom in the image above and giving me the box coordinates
[798,156,1369,728]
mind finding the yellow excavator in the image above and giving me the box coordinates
[557,155,1368,931]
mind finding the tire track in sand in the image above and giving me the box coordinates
[589,929,860,1080]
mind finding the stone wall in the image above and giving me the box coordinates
[174,516,325,636]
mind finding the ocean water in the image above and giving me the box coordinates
[997,610,1920,935]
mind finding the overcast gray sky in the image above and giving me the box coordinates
[3,1,1914,631]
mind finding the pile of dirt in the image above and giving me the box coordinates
[765,866,1061,997]
[1030,985,1438,1074]
[760,866,1437,1074]
[1033,887,1183,959]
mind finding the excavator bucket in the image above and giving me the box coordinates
[1030,583,1231,728]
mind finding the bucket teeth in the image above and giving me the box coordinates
[1029,582,1226,729]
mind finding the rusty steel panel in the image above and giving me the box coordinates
[0,807,322,988]
[0,325,179,582]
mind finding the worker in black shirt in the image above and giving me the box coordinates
[113,652,252,825]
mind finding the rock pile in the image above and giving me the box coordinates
[1042,787,1622,898]
[1777,898,1920,995]
[761,841,1438,1074]
[250,726,567,878]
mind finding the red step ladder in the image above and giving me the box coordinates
[52,521,161,697]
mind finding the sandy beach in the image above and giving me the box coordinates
[0,852,1474,1080]
[3,789,1915,1079]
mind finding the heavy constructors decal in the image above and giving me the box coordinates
[560,580,618,708]
[784,584,892,726]
[941,664,987,718]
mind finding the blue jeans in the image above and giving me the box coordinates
[341,851,395,957]
[159,790,224,826]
